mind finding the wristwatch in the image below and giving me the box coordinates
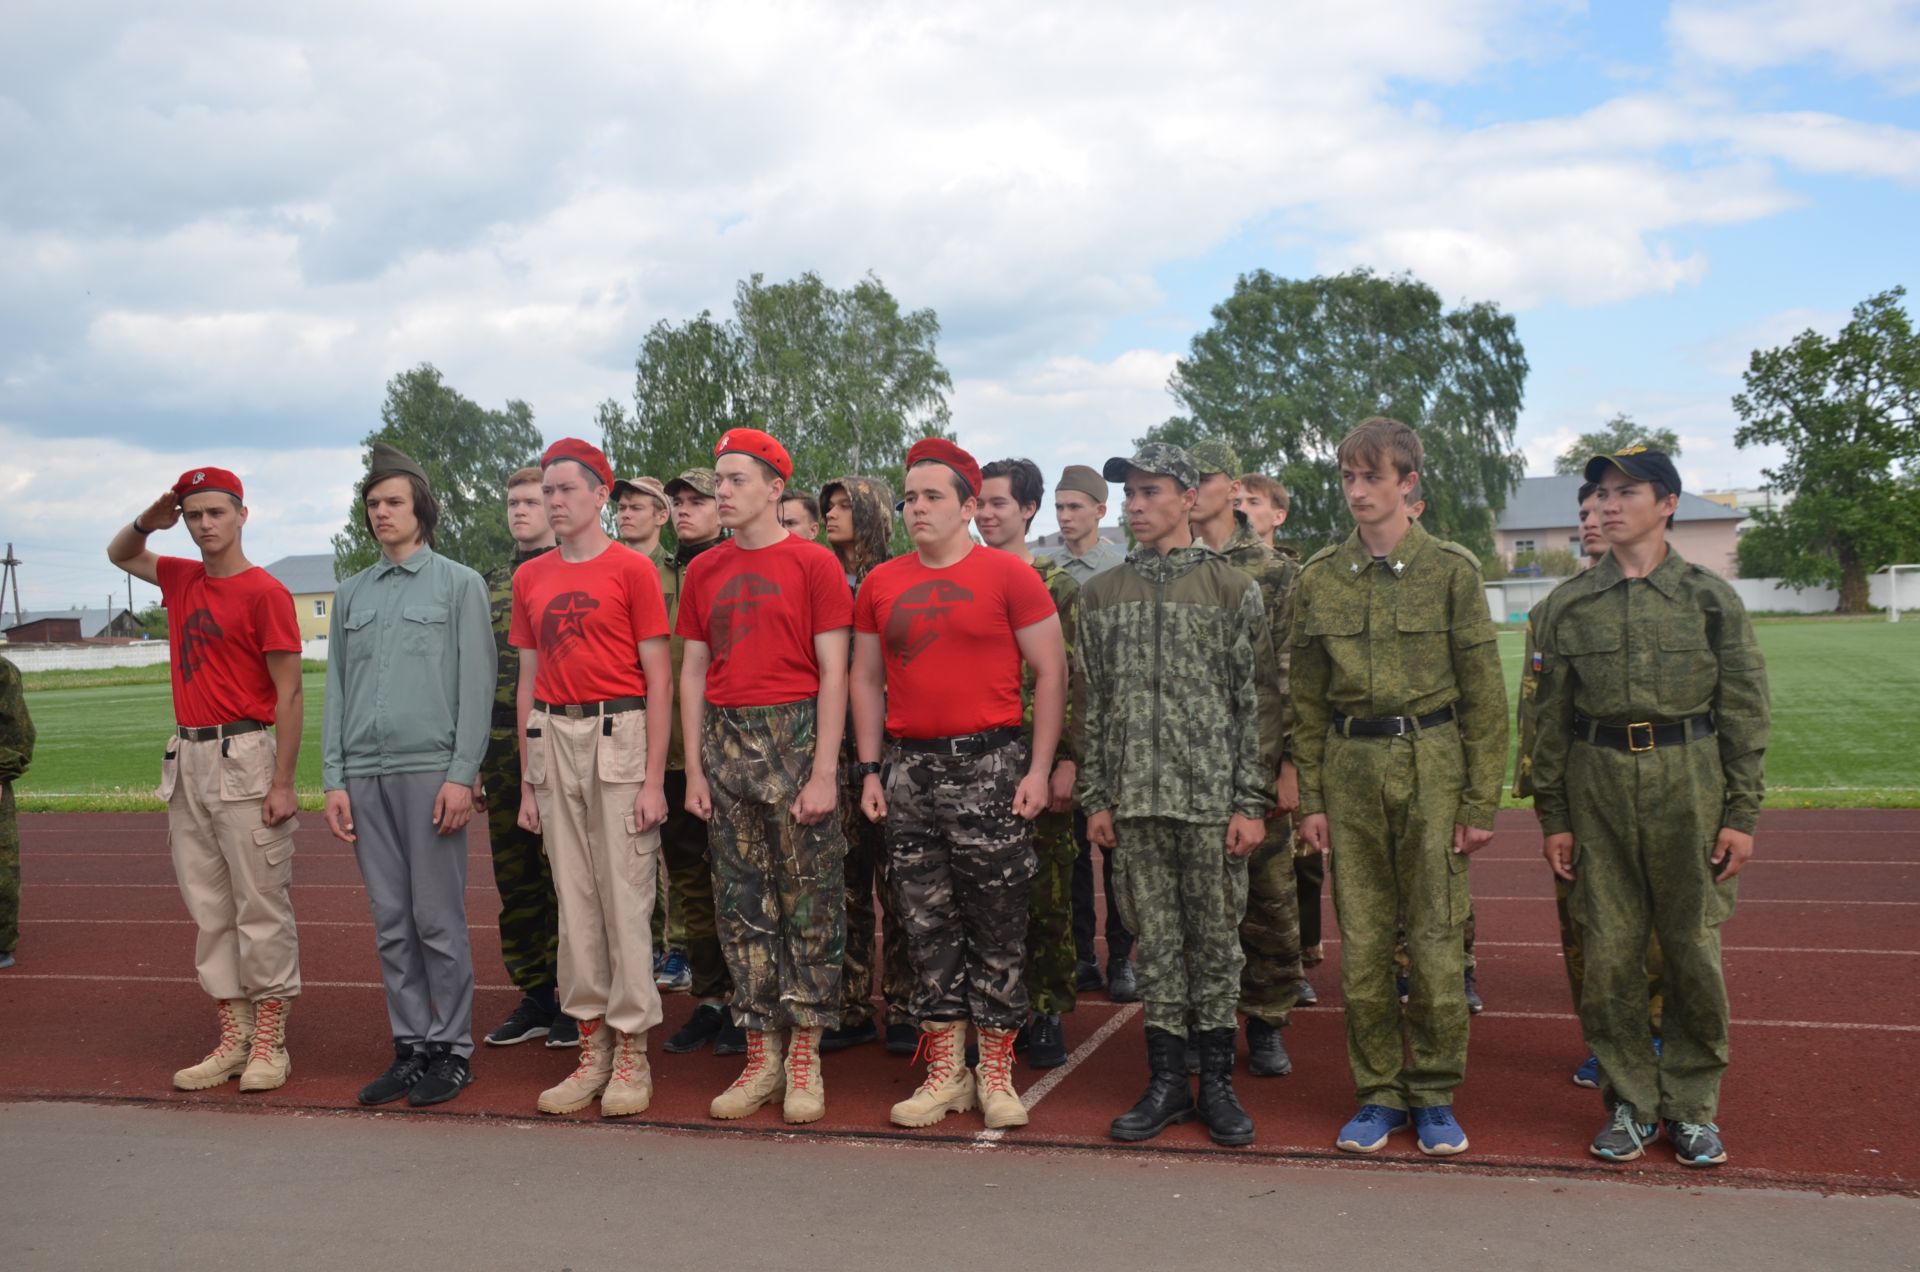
[855,761,883,779]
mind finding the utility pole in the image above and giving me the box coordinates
[0,543,20,626]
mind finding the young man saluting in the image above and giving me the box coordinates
[512,439,674,1119]
[680,429,853,1125]
[854,440,1066,1130]
[108,468,305,1092]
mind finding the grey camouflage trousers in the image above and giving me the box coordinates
[1114,816,1249,1035]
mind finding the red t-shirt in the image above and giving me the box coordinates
[509,541,669,704]
[676,535,854,708]
[155,557,303,728]
[853,545,1057,739]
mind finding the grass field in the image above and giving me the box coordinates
[9,618,1919,810]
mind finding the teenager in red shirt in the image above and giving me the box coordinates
[108,468,304,1093]
[852,439,1067,1131]
[509,438,672,1119]
[680,428,852,1124]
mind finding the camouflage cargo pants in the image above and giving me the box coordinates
[839,772,912,1028]
[704,701,846,1032]
[663,769,730,999]
[1295,843,1324,964]
[1238,818,1303,1025]
[883,740,1036,1031]
[1567,740,1735,1124]
[0,782,18,954]
[1113,817,1248,1035]
[1556,875,1664,1033]
[1394,905,1477,974]
[1025,808,1078,1015]
[481,730,559,992]
[1324,729,1471,1110]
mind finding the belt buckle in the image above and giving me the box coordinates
[564,704,585,720]
[1390,716,1410,737]
[1627,721,1655,753]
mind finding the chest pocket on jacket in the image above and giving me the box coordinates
[344,608,378,662]
[1553,619,1621,699]
[1657,617,1716,709]
[401,605,450,657]
[1298,595,1364,644]
[1394,593,1449,663]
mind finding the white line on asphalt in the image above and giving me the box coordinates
[974,1002,1142,1146]
[1471,896,1920,906]
[1469,858,1920,866]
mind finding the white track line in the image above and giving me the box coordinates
[1470,895,1920,906]
[1469,858,1920,866]
[973,1002,1142,1146]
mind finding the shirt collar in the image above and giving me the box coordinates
[1587,544,1686,597]
[376,544,433,576]
[1335,519,1430,577]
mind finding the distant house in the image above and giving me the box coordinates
[1495,475,1745,577]
[263,554,339,641]
[3,607,143,642]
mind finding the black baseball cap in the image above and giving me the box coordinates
[1584,446,1682,496]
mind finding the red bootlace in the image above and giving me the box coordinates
[569,1017,602,1080]
[248,1000,284,1063]
[787,1031,816,1088]
[204,1000,247,1062]
[909,1027,955,1085]
[611,1033,639,1084]
[979,1029,1016,1093]
[731,1030,769,1089]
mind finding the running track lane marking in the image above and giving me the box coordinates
[974,1002,1143,1146]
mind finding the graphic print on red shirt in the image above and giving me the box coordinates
[509,543,669,704]
[853,545,1056,739]
[676,535,853,708]
[155,557,303,727]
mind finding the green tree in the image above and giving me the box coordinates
[1156,268,1527,560]
[135,604,168,639]
[599,310,749,494]
[331,364,545,579]
[1553,414,1682,475]
[1732,288,1920,612]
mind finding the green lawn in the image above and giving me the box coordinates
[11,618,1920,810]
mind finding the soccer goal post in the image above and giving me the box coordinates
[1886,564,1920,622]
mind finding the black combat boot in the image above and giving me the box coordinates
[1196,1027,1255,1146]
[1110,1028,1196,1142]
[1245,1016,1292,1076]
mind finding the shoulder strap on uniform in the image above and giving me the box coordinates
[1303,543,1339,569]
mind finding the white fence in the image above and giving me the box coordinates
[1486,572,1910,623]
[2,637,334,671]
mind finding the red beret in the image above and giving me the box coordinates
[714,428,793,481]
[173,466,244,503]
[541,438,613,491]
[906,438,981,498]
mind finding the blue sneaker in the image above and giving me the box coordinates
[1336,1104,1410,1153]
[1665,1120,1728,1167]
[655,949,691,992]
[1572,1054,1600,1088]
[1413,1105,1469,1156]
[1590,1103,1658,1162]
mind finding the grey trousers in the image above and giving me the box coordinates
[347,771,475,1057]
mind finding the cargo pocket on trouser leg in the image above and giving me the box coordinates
[524,713,550,788]
[158,737,181,802]
[1446,846,1472,927]
[597,710,649,786]
[254,819,299,890]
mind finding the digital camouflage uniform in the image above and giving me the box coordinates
[1078,536,1279,1037]
[1291,520,1508,1111]
[0,655,33,957]
[1531,548,1767,1124]
[661,531,733,999]
[1516,595,1664,1032]
[481,544,558,993]
[1021,553,1081,1017]
[705,701,847,1032]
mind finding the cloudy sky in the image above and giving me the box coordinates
[3,0,1917,614]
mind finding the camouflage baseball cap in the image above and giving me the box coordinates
[664,467,717,498]
[1189,437,1241,478]
[1103,443,1199,491]
[612,475,669,510]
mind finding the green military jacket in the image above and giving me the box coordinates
[1290,520,1508,830]
[1512,594,1548,799]
[1213,512,1299,763]
[1020,553,1082,766]
[487,544,556,739]
[1076,541,1277,824]
[0,656,34,806]
[1529,547,1769,836]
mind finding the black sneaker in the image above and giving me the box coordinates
[1027,1014,1068,1069]
[485,994,556,1046]
[1464,967,1485,1015]
[1106,958,1139,1003]
[664,1002,728,1054]
[0,950,15,970]
[1245,1016,1292,1077]
[820,1021,877,1053]
[714,1016,749,1057]
[884,1022,919,1055]
[408,1044,473,1107]
[358,1043,428,1106]
[545,1013,580,1048]
[1073,958,1104,993]
[1295,978,1319,1007]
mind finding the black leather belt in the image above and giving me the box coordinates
[533,696,647,718]
[1574,712,1714,753]
[890,726,1020,756]
[177,720,266,742]
[1332,705,1456,738]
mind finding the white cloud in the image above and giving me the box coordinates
[1670,0,1920,91]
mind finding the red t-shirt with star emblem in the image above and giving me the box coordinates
[675,534,853,708]
[853,544,1057,739]
[156,557,303,727]
[509,541,669,704]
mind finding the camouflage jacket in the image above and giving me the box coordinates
[0,655,33,798]
[1020,553,1082,766]
[1512,595,1547,799]
[1212,511,1299,763]
[661,535,722,771]
[1290,520,1508,830]
[1076,541,1277,823]
[1530,547,1769,836]
[486,544,556,739]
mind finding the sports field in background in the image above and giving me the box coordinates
[9,617,1919,810]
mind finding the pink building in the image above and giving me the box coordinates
[1495,475,1745,577]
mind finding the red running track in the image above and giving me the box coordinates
[3,809,1915,1196]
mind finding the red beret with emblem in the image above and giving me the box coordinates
[714,428,793,481]
[906,438,981,499]
[540,438,614,491]
[172,466,244,503]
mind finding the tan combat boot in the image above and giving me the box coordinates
[975,1026,1029,1129]
[710,1029,785,1120]
[889,1019,976,1127]
[600,1029,653,1118]
[174,998,254,1090]
[538,1017,613,1114]
[783,1026,825,1124]
[238,997,293,1091]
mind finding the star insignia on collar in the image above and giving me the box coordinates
[1391,560,1406,576]
[1349,562,1360,574]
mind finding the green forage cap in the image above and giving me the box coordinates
[366,441,429,488]
[1189,437,1242,478]
[1103,442,1199,491]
